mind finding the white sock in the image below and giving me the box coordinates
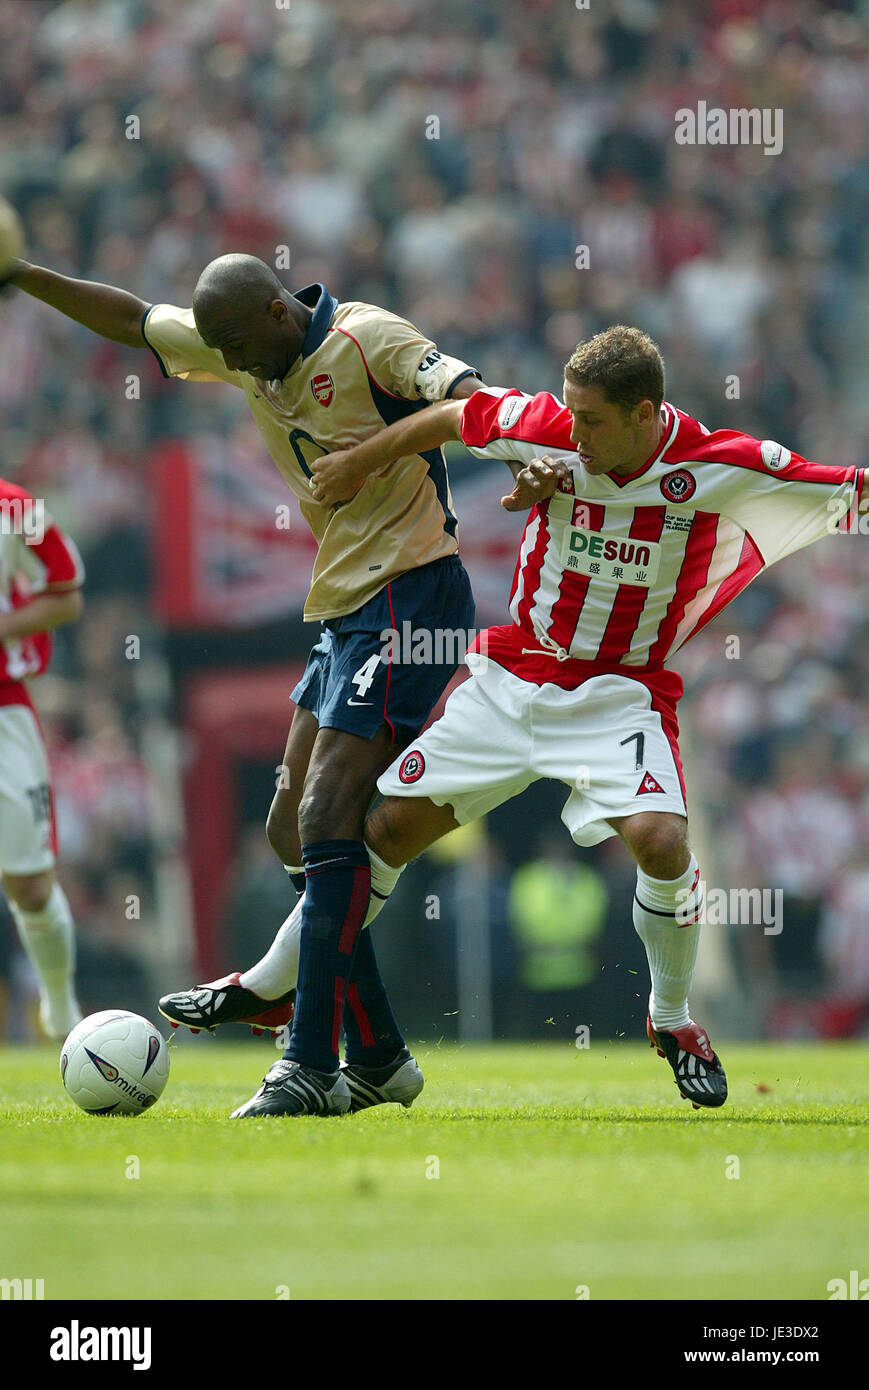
[632,854,703,1031]
[240,843,405,999]
[10,882,81,1036]
[363,844,404,927]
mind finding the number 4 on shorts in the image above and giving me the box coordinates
[350,652,382,699]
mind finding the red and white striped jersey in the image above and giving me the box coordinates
[0,480,84,696]
[461,388,865,687]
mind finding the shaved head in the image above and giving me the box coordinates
[192,254,285,323]
[191,254,311,381]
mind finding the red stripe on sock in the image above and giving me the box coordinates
[338,866,371,955]
[346,982,376,1047]
[332,976,347,1056]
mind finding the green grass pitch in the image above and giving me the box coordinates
[1,1039,866,1301]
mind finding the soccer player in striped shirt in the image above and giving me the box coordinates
[300,323,866,1108]
[0,480,85,1039]
[9,252,496,1116]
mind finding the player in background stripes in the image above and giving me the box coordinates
[0,480,85,1040]
[236,324,864,1110]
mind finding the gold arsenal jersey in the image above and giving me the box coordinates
[143,284,477,621]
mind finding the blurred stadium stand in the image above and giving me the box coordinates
[1,0,868,1041]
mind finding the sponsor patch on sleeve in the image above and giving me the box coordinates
[760,439,791,471]
[497,394,531,431]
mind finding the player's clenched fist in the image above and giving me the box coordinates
[501,456,571,512]
[309,448,367,506]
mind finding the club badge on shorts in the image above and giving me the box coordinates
[398,751,425,783]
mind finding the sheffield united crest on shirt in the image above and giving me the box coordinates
[311,373,335,407]
[659,469,696,503]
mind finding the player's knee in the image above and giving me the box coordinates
[297,785,367,845]
[4,871,53,914]
[297,792,329,845]
[632,817,689,879]
[364,805,407,869]
[265,805,301,867]
[298,735,390,845]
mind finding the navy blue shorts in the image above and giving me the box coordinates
[292,555,475,745]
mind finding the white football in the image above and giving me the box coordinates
[60,1010,170,1116]
[0,197,24,278]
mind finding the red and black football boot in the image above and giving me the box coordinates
[647,1016,727,1109]
[158,973,295,1037]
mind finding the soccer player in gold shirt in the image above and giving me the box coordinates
[10,251,492,1116]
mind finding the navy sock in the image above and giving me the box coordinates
[289,871,306,897]
[342,929,406,1068]
[284,839,370,1073]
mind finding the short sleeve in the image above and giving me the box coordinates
[142,304,238,385]
[338,304,478,402]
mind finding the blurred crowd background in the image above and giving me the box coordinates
[1,0,868,1043]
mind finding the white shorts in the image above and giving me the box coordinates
[0,702,56,874]
[377,663,687,846]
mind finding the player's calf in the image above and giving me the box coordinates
[5,875,82,1040]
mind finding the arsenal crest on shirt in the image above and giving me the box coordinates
[311,373,334,407]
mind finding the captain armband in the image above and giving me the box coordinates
[414,350,480,402]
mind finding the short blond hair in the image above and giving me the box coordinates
[564,325,665,412]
